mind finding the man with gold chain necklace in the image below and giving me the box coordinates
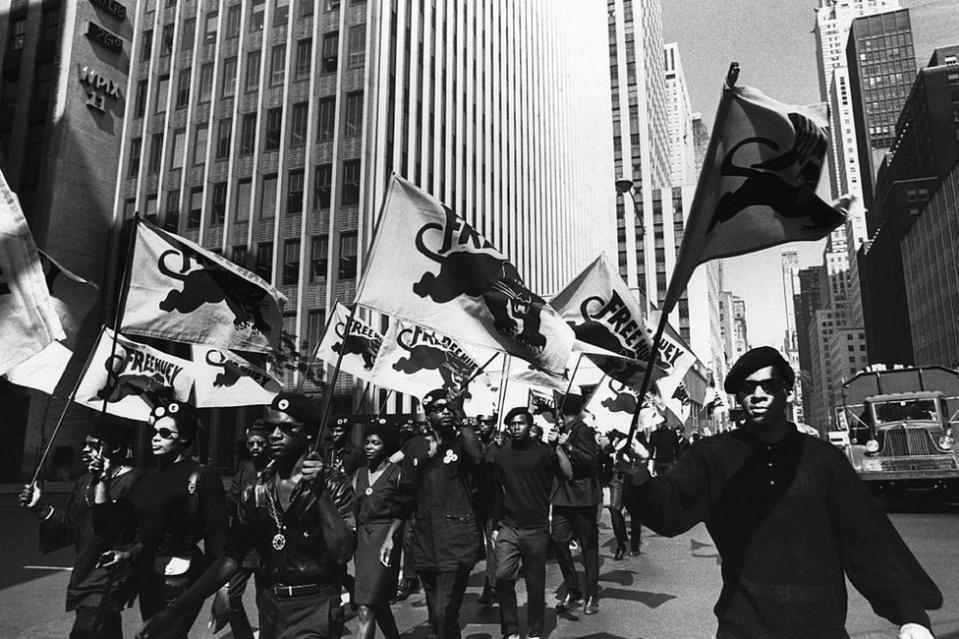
[136,392,355,639]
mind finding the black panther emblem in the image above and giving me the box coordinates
[93,354,167,403]
[707,112,842,234]
[411,207,547,354]
[205,350,244,387]
[332,322,379,370]
[157,248,273,336]
[570,298,644,383]
[392,343,474,393]
[600,378,639,414]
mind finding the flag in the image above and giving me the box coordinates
[662,83,849,315]
[74,328,194,420]
[370,318,494,398]
[0,170,65,376]
[551,254,662,389]
[584,376,663,434]
[356,175,574,375]
[646,310,697,402]
[121,219,286,353]
[191,345,281,407]
[664,382,692,424]
[314,302,384,383]
[528,388,556,415]
[4,341,72,394]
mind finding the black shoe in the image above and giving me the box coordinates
[556,590,582,613]
[614,546,626,561]
[630,547,641,556]
[584,596,600,615]
[477,584,495,606]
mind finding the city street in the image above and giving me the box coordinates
[2,493,957,639]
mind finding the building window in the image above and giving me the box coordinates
[325,0,340,11]
[344,91,362,138]
[317,96,335,141]
[274,0,290,26]
[255,242,273,282]
[148,134,164,174]
[193,124,208,165]
[264,108,283,150]
[245,50,261,92]
[288,169,304,214]
[222,57,237,97]
[314,164,332,209]
[290,102,308,146]
[204,12,218,44]
[128,138,142,177]
[232,245,248,268]
[240,113,257,155]
[140,29,153,61]
[212,182,227,224]
[270,44,286,86]
[347,24,365,70]
[250,0,265,32]
[165,190,180,231]
[300,0,315,17]
[134,80,148,117]
[341,159,360,205]
[236,178,252,222]
[181,18,195,51]
[283,239,300,285]
[155,75,170,113]
[199,63,214,102]
[339,231,358,279]
[310,235,328,283]
[322,32,338,73]
[188,187,203,228]
[216,118,232,158]
[161,24,174,56]
[261,174,278,218]
[307,309,325,348]
[169,129,185,169]
[8,18,26,51]
[226,4,241,38]
[175,69,191,108]
[145,194,158,223]
[295,38,312,79]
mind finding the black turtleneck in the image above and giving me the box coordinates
[492,438,561,529]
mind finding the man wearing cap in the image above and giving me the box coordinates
[491,407,573,639]
[324,416,367,479]
[550,394,602,616]
[403,387,484,639]
[622,346,942,639]
[19,420,141,639]
[136,392,355,639]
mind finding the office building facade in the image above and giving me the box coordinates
[663,41,694,187]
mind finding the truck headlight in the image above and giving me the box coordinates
[865,439,880,455]
[938,435,954,451]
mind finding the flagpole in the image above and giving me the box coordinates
[27,357,92,487]
[312,301,361,454]
[623,300,670,450]
[556,353,584,419]
[495,355,511,419]
[377,388,394,415]
[464,352,499,387]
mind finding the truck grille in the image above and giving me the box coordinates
[862,455,958,472]
[880,425,939,456]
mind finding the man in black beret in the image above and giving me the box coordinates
[549,393,603,616]
[323,415,366,479]
[20,419,141,639]
[138,392,356,639]
[621,346,942,639]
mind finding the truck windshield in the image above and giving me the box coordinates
[873,398,938,424]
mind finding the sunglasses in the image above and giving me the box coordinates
[263,421,303,435]
[427,402,451,413]
[738,379,785,395]
[152,426,179,439]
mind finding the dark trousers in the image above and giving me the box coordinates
[257,585,341,639]
[608,475,642,551]
[495,525,549,637]
[139,573,203,639]
[71,606,123,639]
[418,567,471,639]
[550,505,600,598]
[227,567,261,639]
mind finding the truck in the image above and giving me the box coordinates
[831,366,959,500]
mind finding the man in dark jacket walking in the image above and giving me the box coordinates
[549,394,602,615]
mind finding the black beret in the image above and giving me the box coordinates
[270,392,320,426]
[150,399,200,439]
[503,406,533,426]
[422,388,449,412]
[724,346,795,394]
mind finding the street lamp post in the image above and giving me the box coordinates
[615,178,649,313]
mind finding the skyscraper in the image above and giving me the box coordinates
[690,112,709,177]
[111,0,615,468]
[663,42,695,187]
[794,265,824,423]
[780,249,804,423]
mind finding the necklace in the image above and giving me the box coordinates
[263,481,287,551]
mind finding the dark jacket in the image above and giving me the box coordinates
[551,419,601,508]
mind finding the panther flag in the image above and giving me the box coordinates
[661,82,848,315]
[646,310,697,403]
[356,176,574,376]
[74,327,194,420]
[191,345,281,407]
[551,254,663,390]
[314,302,384,383]
[121,219,286,353]
[0,170,65,377]
[584,376,663,435]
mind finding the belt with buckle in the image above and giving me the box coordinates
[270,583,325,598]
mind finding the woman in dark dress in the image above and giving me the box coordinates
[353,423,410,639]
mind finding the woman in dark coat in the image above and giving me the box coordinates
[353,423,410,639]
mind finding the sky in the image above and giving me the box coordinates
[661,0,830,349]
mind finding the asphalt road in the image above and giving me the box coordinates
[1,494,957,639]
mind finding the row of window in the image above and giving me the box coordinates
[128,91,362,175]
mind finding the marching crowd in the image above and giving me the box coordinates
[19,347,944,639]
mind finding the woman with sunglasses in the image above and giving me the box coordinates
[353,421,411,639]
[98,399,229,639]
